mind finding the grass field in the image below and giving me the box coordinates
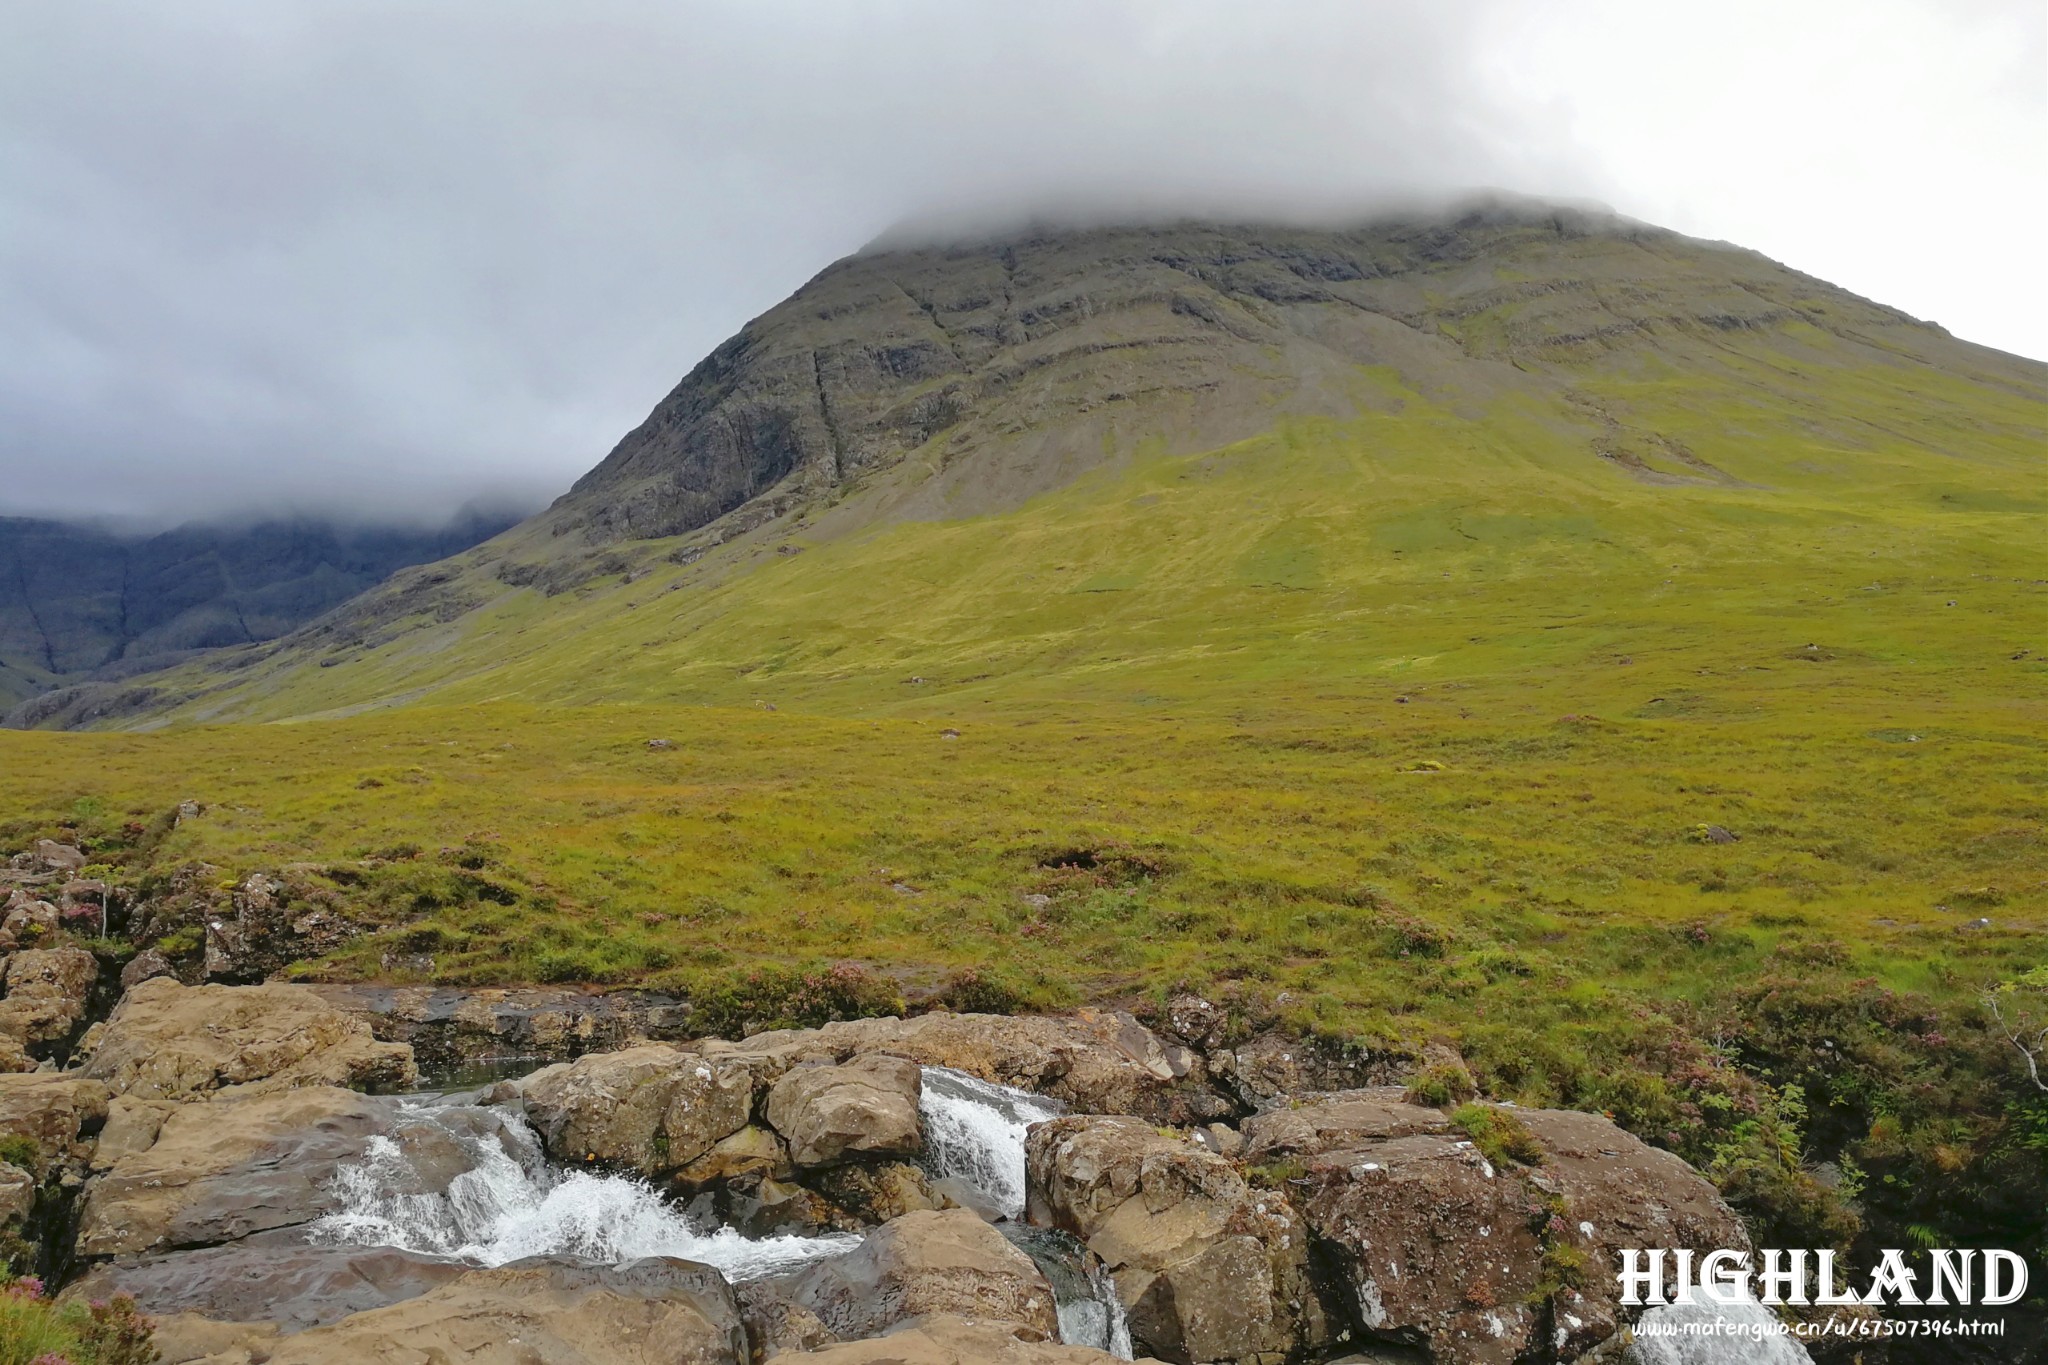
[2,341,2043,1264]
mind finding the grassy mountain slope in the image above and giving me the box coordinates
[1,204,2044,1283]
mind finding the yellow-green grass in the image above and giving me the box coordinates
[1,347,2041,1257]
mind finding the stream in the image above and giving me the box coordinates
[310,1063,1134,1357]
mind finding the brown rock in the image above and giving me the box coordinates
[1026,1114,1324,1364]
[76,1085,395,1255]
[303,983,692,1072]
[807,1160,952,1224]
[519,1043,753,1177]
[0,945,99,1058]
[0,1072,111,1176]
[119,948,176,990]
[1512,1107,1751,1358]
[33,840,86,874]
[147,1312,281,1365]
[764,1053,923,1168]
[773,1208,1059,1346]
[675,1123,794,1188]
[772,1314,1154,1363]
[1239,1087,1449,1162]
[83,976,417,1099]
[0,1159,32,1226]
[245,1259,746,1365]
[1294,1135,1545,1365]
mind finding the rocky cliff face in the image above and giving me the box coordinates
[0,506,522,708]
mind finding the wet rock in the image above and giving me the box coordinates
[306,983,693,1070]
[1239,1087,1449,1161]
[228,1258,747,1365]
[76,1085,395,1255]
[0,945,100,1060]
[1025,1114,1326,1364]
[768,1208,1059,1348]
[765,1053,923,1168]
[674,1123,794,1188]
[1295,1134,1545,1365]
[771,1313,1152,1363]
[62,1230,472,1332]
[806,1159,952,1224]
[0,1073,111,1176]
[690,1173,860,1239]
[83,976,417,1099]
[520,1043,753,1178]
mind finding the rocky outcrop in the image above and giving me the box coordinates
[63,1232,472,1332]
[1238,1086,1449,1161]
[1026,1115,1329,1364]
[710,1009,1231,1127]
[0,1073,110,1176]
[771,1315,1156,1363]
[150,1257,745,1365]
[1271,1096,1751,1365]
[202,872,367,984]
[0,1159,32,1226]
[0,944,100,1060]
[76,1085,394,1255]
[764,1054,923,1168]
[753,1209,1059,1354]
[519,1043,754,1177]
[307,983,692,1070]
[83,976,416,1099]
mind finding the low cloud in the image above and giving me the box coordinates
[1,1,2038,524]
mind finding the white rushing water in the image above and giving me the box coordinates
[314,1067,1131,1356]
[311,1101,858,1282]
[917,1065,1065,1221]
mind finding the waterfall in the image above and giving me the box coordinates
[917,1065,1064,1221]
[310,1098,858,1282]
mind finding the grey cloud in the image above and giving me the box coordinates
[5,2,2032,526]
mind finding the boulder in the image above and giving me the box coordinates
[0,945,99,1058]
[201,871,368,984]
[62,1231,472,1332]
[1209,1030,1398,1108]
[229,1258,746,1365]
[765,1053,923,1168]
[770,1314,1156,1363]
[76,1085,395,1255]
[83,976,417,1099]
[1239,1087,1448,1162]
[0,1073,111,1176]
[519,1043,753,1177]
[0,1159,32,1225]
[1294,1134,1545,1365]
[806,1160,951,1224]
[0,891,60,951]
[1025,1114,1326,1364]
[675,1123,795,1188]
[810,1010,1230,1126]
[1511,1107,1752,1359]
[762,1209,1058,1349]
[32,840,86,874]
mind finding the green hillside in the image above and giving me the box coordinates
[1,205,2044,1267]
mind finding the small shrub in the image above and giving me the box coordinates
[1448,1104,1546,1166]
[0,1275,157,1365]
[1246,1157,1308,1189]
[0,1136,39,1171]
[1406,1061,1478,1107]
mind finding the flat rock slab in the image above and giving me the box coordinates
[63,1231,470,1332]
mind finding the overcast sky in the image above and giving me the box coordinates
[2,0,2041,526]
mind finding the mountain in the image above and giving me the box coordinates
[0,506,524,712]
[8,199,2042,728]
